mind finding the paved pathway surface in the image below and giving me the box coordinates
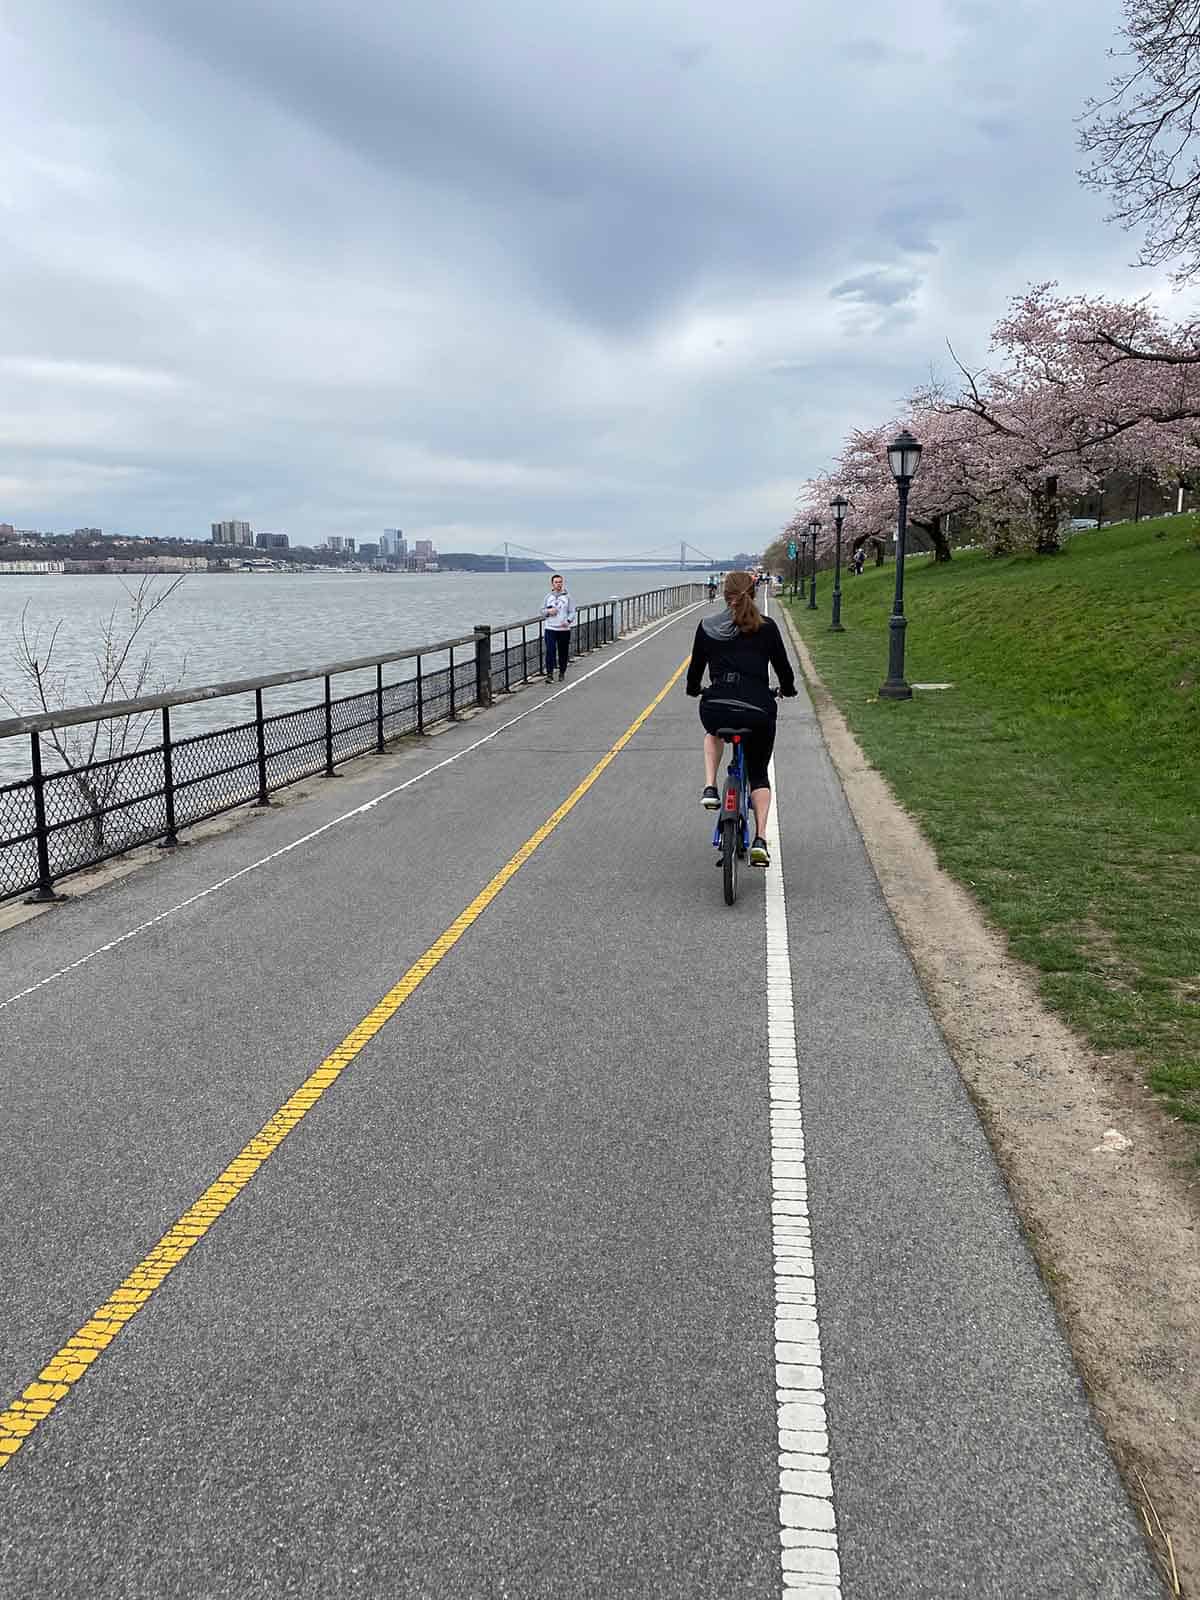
[0,601,1165,1597]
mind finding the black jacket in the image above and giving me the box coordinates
[685,610,796,711]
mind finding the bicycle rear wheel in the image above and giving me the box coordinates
[721,817,738,905]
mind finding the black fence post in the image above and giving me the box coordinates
[448,646,457,720]
[255,689,271,805]
[161,706,179,846]
[474,625,493,709]
[25,733,62,903]
[522,624,529,685]
[324,675,335,776]
[376,663,385,753]
[416,656,424,733]
[502,627,511,693]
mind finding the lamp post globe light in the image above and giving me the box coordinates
[829,495,847,632]
[879,428,922,701]
[806,518,820,610]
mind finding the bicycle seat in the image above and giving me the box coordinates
[716,726,753,739]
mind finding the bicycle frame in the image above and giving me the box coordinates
[713,734,752,856]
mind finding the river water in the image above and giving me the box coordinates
[0,569,700,782]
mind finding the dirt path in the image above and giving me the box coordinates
[782,611,1199,1597]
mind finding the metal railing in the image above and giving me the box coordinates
[0,583,705,904]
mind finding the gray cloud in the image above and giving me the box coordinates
[842,38,895,64]
[840,37,921,65]
[876,200,966,255]
[0,0,1169,553]
[831,269,922,307]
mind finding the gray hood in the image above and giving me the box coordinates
[701,607,741,641]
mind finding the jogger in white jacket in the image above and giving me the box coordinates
[542,573,576,681]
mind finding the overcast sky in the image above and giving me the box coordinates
[0,0,1179,557]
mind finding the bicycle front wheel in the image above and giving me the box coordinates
[721,817,738,905]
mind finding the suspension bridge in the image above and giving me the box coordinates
[480,538,738,571]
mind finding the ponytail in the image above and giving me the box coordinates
[724,570,763,633]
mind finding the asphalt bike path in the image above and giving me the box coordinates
[0,602,1162,1597]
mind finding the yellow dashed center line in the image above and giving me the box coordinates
[0,658,689,1468]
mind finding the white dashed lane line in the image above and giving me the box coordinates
[765,758,843,1598]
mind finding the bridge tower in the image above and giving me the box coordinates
[680,540,686,571]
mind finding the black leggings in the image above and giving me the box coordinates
[545,629,571,673]
[699,703,775,790]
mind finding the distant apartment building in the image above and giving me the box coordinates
[255,532,290,550]
[211,520,254,546]
[73,527,103,540]
[413,539,435,563]
[62,557,207,575]
[358,542,379,560]
[381,529,407,560]
[0,524,14,540]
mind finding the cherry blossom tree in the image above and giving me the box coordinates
[775,280,1200,570]
[926,283,1200,551]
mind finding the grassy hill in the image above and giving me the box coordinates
[786,515,1200,1160]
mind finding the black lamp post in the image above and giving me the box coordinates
[879,428,922,701]
[806,519,820,609]
[829,495,847,632]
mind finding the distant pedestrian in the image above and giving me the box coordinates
[851,547,865,576]
[707,575,718,601]
[542,573,576,682]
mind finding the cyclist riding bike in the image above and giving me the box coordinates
[685,570,797,866]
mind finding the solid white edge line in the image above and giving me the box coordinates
[765,714,842,1589]
[0,602,703,1014]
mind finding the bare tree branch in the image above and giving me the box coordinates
[1079,0,1200,282]
[1,578,188,849]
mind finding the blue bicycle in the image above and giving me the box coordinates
[712,726,752,904]
[711,688,780,905]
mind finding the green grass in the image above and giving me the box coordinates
[786,515,1200,1159]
